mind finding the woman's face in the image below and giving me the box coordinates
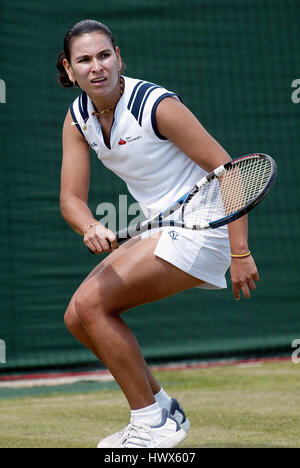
[64,31,122,97]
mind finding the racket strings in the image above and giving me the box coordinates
[183,179,223,225]
[183,157,272,225]
[220,157,271,214]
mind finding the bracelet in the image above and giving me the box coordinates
[83,221,99,235]
[231,251,251,258]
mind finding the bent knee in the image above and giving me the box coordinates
[74,284,102,324]
[64,299,81,332]
[74,280,118,324]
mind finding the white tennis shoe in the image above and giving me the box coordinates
[97,398,190,448]
[121,409,186,448]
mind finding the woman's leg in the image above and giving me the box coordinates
[72,233,203,410]
[64,237,162,395]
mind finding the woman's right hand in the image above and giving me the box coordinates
[83,223,118,255]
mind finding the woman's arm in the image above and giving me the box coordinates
[155,97,259,299]
[60,110,117,253]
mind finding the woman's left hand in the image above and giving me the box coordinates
[230,255,260,300]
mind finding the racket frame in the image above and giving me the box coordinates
[182,153,277,230]
[112,153,277,243]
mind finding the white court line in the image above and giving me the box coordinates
[0,356,288,389]
[0,373,114,389]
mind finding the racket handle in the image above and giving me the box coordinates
[88,239,112,255]
[87,224,142,254]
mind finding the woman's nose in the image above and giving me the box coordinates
[91,58,103,73]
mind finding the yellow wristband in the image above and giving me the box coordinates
[83,221,99,235]
[231,251,251,258]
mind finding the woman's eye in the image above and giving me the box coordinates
[78,53,110,63]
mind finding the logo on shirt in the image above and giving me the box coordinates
[118,135,142,145]
[168,230,180,241]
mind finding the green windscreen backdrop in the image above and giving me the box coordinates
[0,0,299,371]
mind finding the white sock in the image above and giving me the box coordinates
[131,402,162,427]
[154,387,172,412]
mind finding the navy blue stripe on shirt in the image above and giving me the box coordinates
[78,92,89,123]
[78,94,84,119]
[81,92,89,121]
[130,82,156,122]
[138,85,160,126]
[127,81,144,111]
[70,104,84,136]
[151,93,179,140]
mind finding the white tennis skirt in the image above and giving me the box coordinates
[142,225,231,290]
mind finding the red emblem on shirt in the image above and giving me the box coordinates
[118,138,127,145]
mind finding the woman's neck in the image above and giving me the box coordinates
[91,77,123,115]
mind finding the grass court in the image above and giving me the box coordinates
[0,360,299,448]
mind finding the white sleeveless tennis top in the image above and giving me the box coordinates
[70,76,206,217]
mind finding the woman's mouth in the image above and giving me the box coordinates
[91,77,107,85]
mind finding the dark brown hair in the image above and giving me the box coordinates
[56,19,117,87]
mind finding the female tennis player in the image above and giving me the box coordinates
[57,19,259,448]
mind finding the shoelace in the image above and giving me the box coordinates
[121,423,153,448]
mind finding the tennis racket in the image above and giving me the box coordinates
[91,153,277,249]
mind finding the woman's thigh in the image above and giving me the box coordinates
[75,233,204,315]
[65,236,143,316]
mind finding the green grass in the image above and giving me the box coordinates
[0,361,299,448]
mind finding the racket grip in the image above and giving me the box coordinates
[87,224,141,254]
[88,239,112,255]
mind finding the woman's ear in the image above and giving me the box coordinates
[62,58,76,84]
[116,46,123,73]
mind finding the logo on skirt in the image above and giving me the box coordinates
[168,230,179,240]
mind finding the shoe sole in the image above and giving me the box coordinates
[154,428,186,448]
[98,441,119,448]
